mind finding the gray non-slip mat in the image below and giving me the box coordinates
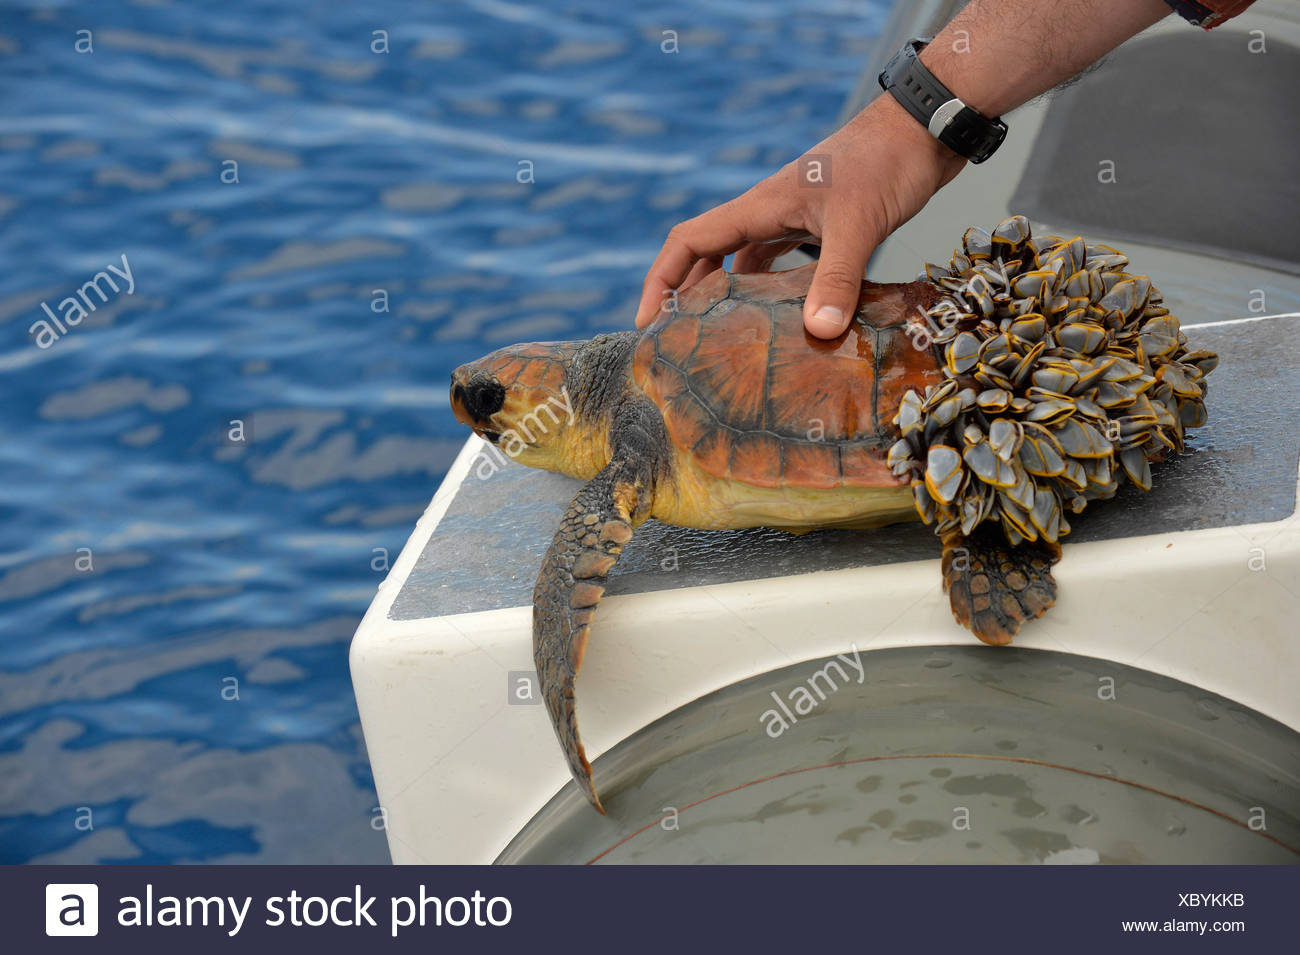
[1010,32,1300,276]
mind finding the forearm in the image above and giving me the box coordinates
[920,0,1171,118]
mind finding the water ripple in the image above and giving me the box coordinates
[0,0,886,862]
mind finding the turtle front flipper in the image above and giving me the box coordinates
[533,402,665,813]
[941,526,1061,646]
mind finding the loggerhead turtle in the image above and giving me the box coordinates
[449,216,1217,813]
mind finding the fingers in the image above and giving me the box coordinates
[634,209,746,328]
[638,236,800,328]
[680,255,725,292]
[634,190,793,328]
[732,239,800,274]
[802,217,886,339]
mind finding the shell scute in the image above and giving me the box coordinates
[650,313,702,367]
[661,392,713,451]
[669,268,731,319]
[728,431,785,489]
[637,262,943,489]
[691,427,733,479]
[782,441,843,490]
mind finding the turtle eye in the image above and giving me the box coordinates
[463,377,506,422]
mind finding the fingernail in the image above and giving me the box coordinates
[806,305,845,338]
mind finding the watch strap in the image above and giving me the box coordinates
[878,38,1008,164]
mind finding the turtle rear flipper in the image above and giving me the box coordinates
[941,526,1061,645]
[533,400,665,813]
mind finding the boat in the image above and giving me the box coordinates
[351,0,1300,864]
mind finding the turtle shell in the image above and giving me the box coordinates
[632,262,944,490]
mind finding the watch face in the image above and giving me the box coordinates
[974,122,1009,164]
[940,110,1008,164]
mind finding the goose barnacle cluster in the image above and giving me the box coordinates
[891,215,1218,546]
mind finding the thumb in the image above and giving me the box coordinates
[803,225,878,339]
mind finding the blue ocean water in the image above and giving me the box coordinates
[0,0,888,862]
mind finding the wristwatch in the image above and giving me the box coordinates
[877,37,1008,164]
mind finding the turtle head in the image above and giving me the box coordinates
[450,341,595,473]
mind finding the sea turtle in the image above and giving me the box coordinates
[449,216,1216,813]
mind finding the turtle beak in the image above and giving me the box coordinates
[450,368,505,444]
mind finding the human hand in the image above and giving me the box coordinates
[634,93,967,339]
